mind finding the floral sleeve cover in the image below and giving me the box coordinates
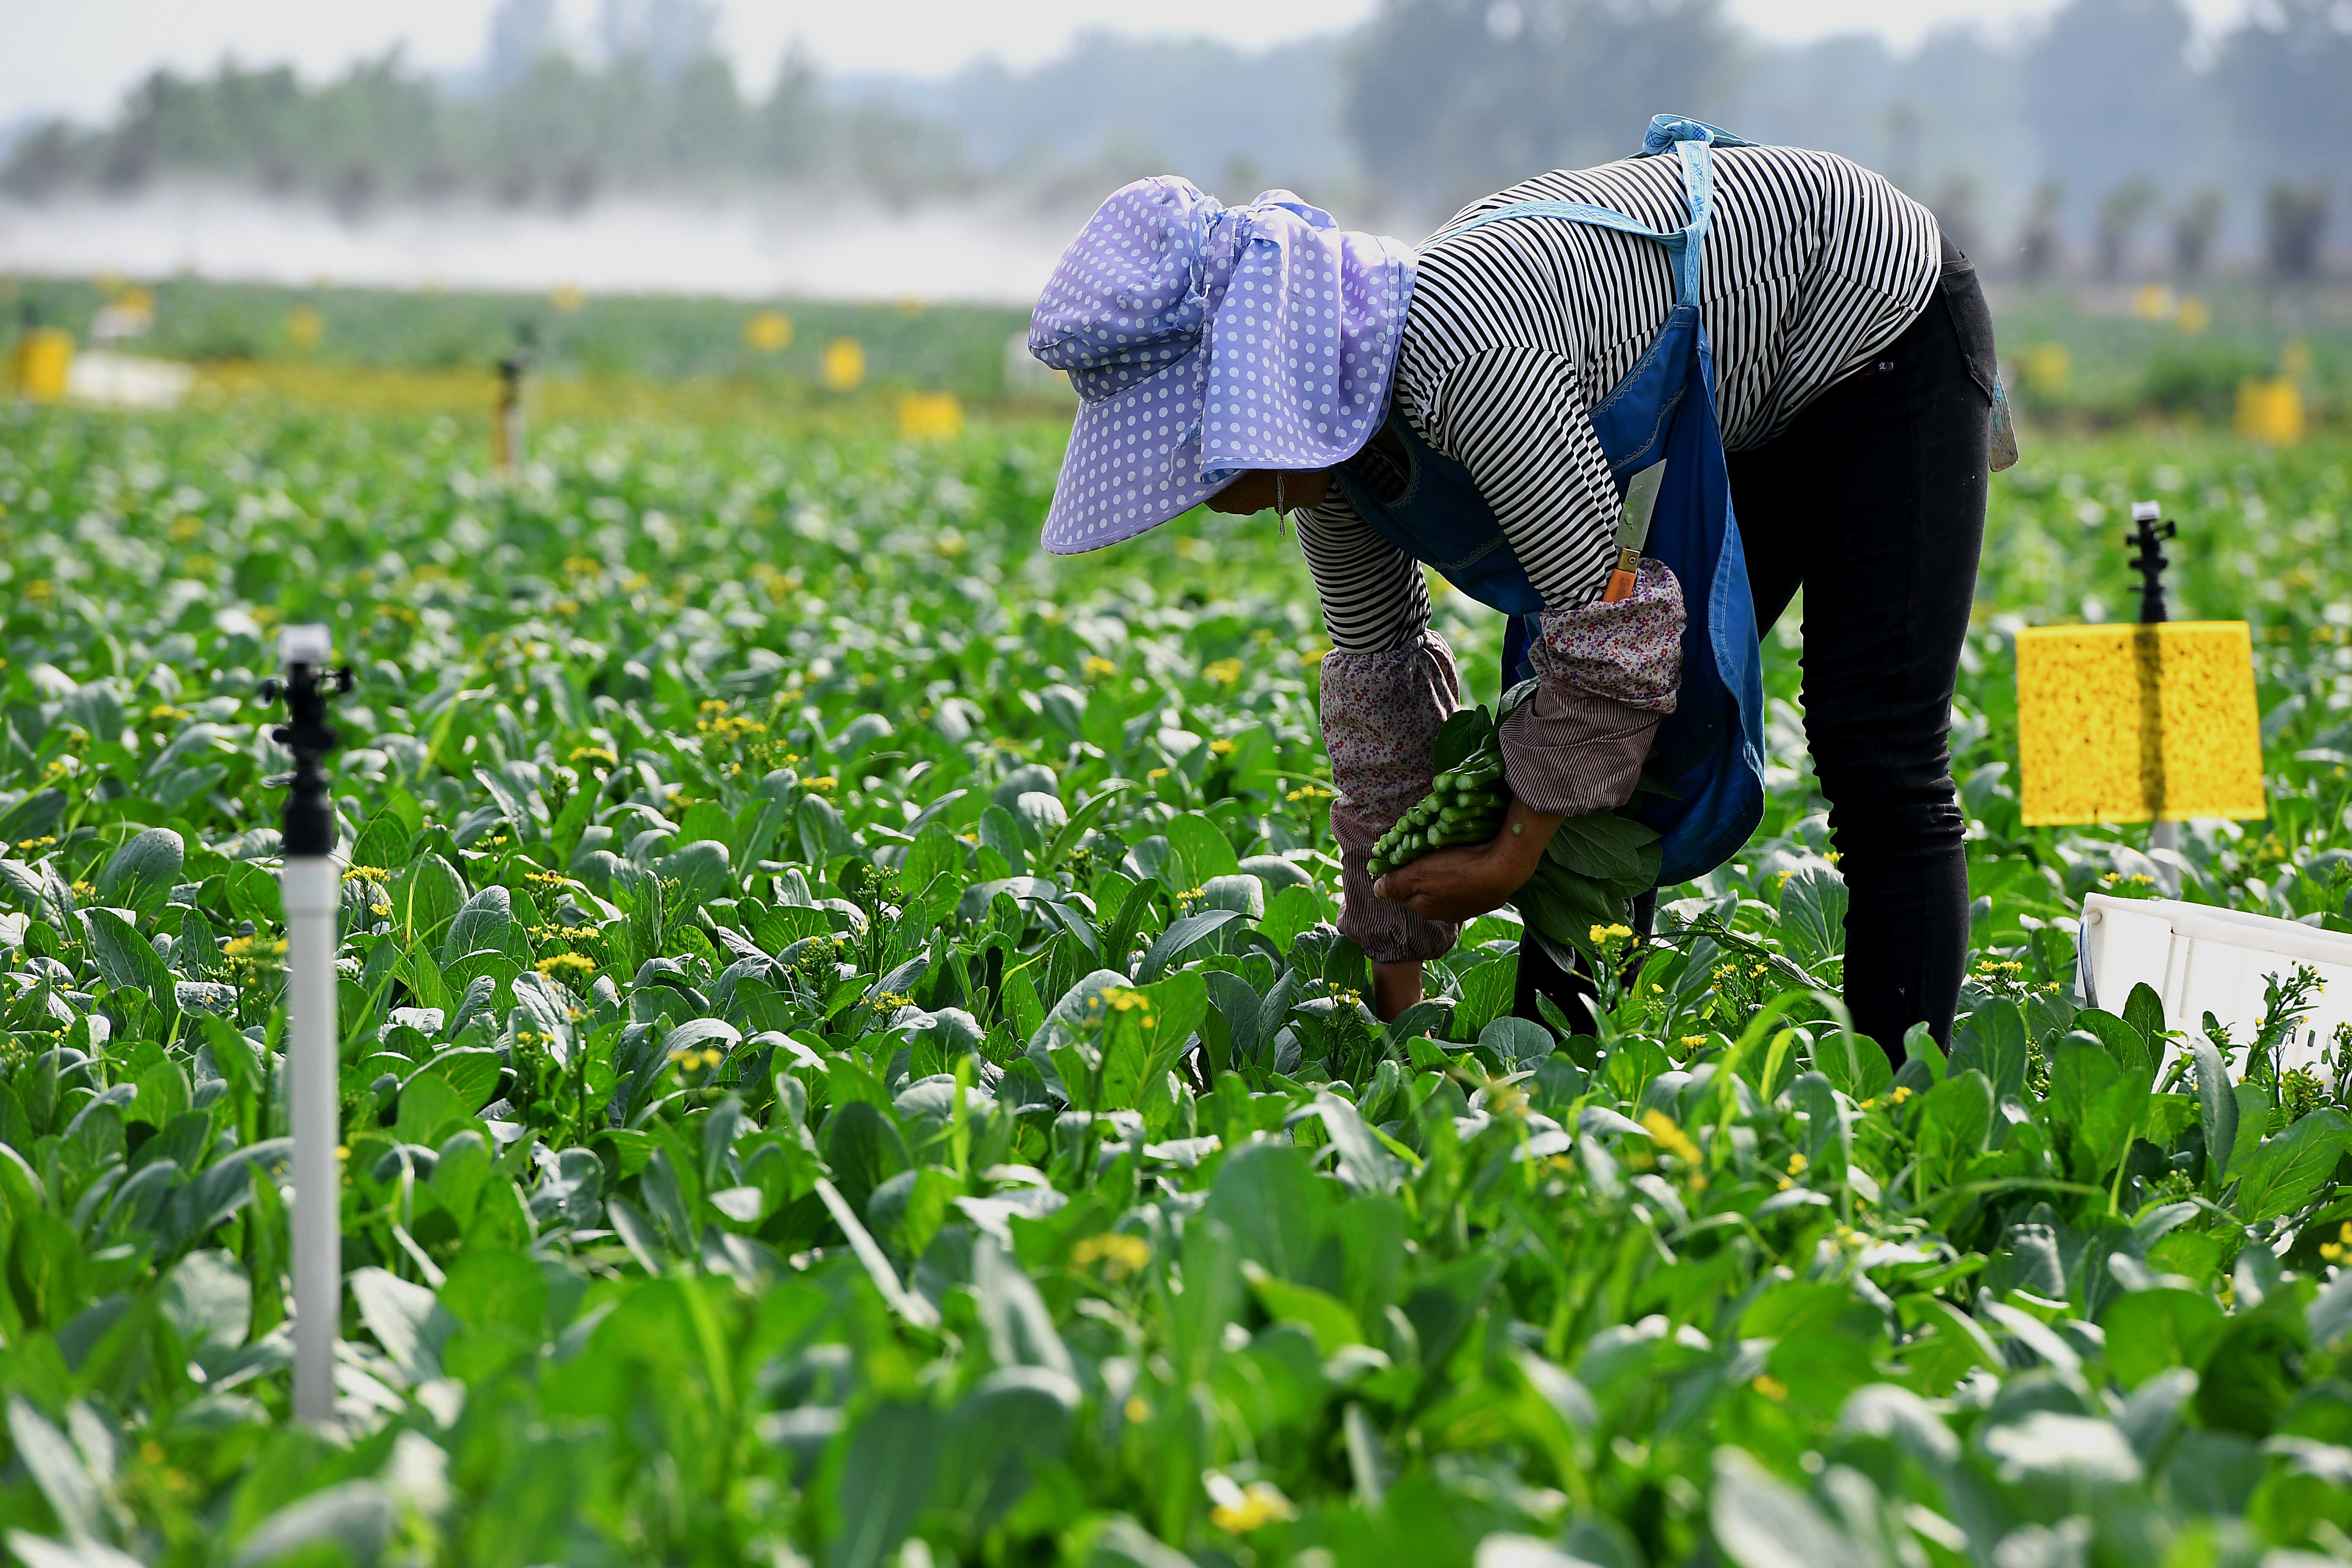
[1318,629,1464,963]
[1499,557,1685,817]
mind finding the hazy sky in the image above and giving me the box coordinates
[1,0,2254,124]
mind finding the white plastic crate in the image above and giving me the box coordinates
[2077,892,2352,1071]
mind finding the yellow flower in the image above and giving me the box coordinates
[341,864,390,882]
[1202,657,1244,686]
[1640,1109,1700,1165]
[802,775,838,793]
[1083,655,1118,680]
[535,953,596,978]
[1889,1084,1914,1105]
[1680,1034,1708,1047]
[1071,1232,1152,1279]
[1751,1374,1788,1402]
[1284,783,1334,803]
[1209,738,1236,756]
[1099,986,1154,1018]
[1146,767,1170,781]
[1209,1481,1295,1534]
[1124,1395,1151,1423]
[1786,1151,1808,1176]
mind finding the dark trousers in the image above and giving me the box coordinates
[1516,237,1996,1059]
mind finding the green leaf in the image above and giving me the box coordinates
[343,808,409,870]
[2048,1034,2150,1181]
[1244,1262,1363,1355]
[1478,1016,1553,1072]
[79,907,178,1021]
[1950,998,2028,1104]
[972,1233,1076,1378]
[1205,1142,1329,1285]
[2101,1286,2225,1389]
[1134,908,1241,983]
[1452,956,1517,1041]
[0,789,66,846]
[1098,971,1209,1112]
[407,1046,505,1116]
[2234,1107,2352,1221]
[1431,705,1495,773]
[2190,1037,2240,1191]
[1776,867,1847,971]
[655,839,734,906]
[1545,810,1660,891]
[1811,1028,1893,1105]
[437,1247,547,1339]
[395,853,466,947]
[1913,1068,1993,1192]
[939,1366,1078,1534]
[95,827,182,915]
[827,1402,941,1568]
[2123,981,2168,1049]
[1259,883,1329,958]
[1164,812,1240,891]
[2075,1007,2152,1078]
[6,1394,103,1542]
[1708,1448,1878,1568]
[441,885,512,965]
[814,1178,938,1331]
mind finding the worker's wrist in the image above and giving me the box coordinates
[1372,960,1425,1021]
[1492,801,1565,878]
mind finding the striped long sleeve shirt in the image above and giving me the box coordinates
[1297,143,1942,652]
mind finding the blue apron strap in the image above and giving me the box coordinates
[1641,114,1756,154]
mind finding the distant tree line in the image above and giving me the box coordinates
[0,5,964,213]
[1345,0,2352,279]
[5,0,2347,277]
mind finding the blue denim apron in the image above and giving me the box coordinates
[1328,114,1767,888]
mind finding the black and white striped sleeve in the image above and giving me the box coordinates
[1416,346,1623,608]
[1293,490,1430,653]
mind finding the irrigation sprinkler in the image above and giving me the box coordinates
[259,624,352,1423]
[2129,501,2183,892]
[493,321,534,475]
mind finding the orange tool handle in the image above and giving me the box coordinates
[1601,547,1641,604]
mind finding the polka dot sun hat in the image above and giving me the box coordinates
[1029,175,1414,555]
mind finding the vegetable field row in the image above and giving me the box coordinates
[1,405,2352,1564]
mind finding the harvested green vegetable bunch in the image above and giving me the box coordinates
[1374,683,1662,962]
[1367,758,1507,874]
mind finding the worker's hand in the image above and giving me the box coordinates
[1372,842,1530,923]
[1372,797,1565,923]
[1372,961,1424,1022]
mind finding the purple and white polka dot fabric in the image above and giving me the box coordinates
[1029,175,1413,555]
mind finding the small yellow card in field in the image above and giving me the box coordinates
[2014,621,2265,826]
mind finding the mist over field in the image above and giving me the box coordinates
[0,187,1077,303]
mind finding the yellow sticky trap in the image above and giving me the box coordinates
[746,310,792,352]
[2014,622,2265,825]
[11,328,73,401]
[822,338,866,392]
[2237,378,2304,445]
[896,392,962,440]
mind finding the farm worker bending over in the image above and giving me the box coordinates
[1027,115,2012,1062]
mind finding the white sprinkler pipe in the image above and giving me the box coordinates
[270,622,348,1426]
[283,854,342,1423]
